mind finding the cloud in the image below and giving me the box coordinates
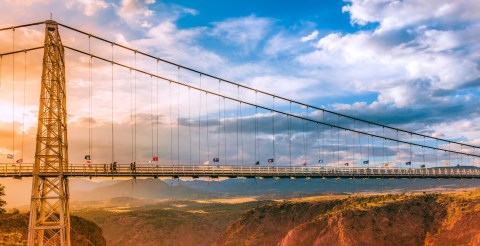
[296,1,480,125]
[117,0,155,22]
[300,30,319,42]
[343,0,480,32]
[211,15,273,53]
[66,0,110,16]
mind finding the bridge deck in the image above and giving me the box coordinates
[1,163,479,179]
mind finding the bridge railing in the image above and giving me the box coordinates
[1,163,480,178]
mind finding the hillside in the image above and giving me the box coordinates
[216,190,480,245]
[73,199,269,246]
[0,212,106,245]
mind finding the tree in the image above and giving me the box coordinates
[0,183,6,213]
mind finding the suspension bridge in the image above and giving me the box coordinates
[0,20,479,245]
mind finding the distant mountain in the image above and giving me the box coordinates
[72,178,214,201]
[181,178,480,197]
[71,177,480,202]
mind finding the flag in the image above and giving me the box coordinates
[268,159,274,163]
[203,161,209,165]
[7,154,13,159]
[148,160,152,164]
[86,160,91,164]
[302,161,307,166]
[385,163,389,167]
[318,159,324,163]
[153,156,159,161]
[420,164,425,168]
[344,163,349,166]
[16,159,23,164]
[213,157,220,163]
[84,155,91,160]
[363,160,369,164]
[255,161,260,165]
[405,161,411,165]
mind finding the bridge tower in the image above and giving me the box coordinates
[28,20,71,246]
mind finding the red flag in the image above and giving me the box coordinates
[153,156,158,161]
[344,163,349,166]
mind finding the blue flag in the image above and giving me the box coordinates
[363,160,369,164]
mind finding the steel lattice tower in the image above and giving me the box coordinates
[28,20,71,246]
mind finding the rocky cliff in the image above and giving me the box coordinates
[217,190,480,246]
[0,212,106,245]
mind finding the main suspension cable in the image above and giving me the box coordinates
[63,46,480,158]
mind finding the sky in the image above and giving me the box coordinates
[0,0,480,208]
[0,0,479,166]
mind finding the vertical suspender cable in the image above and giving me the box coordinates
[12,28,15,163]
[198,74,202,164]
[289,102,292,167]
[255,91,258,164]
[344,130,348,165]
[352,120,355,167]
[177,67,180,166]
[303,118,306,165]
[134,52,137,162]
[424,137,427,166]
[272,96,275,164]
[218,80,221,161]
[383,127,385,166]
[151,75,154,162]
[237,86,240,165]
[21,51,26,161]
[337,115,340,167]
[367,124,370,164]
[189,86,192,166]
[223,97,226,165]
[130,69,133,162]
[322,111,325,164]
[88,36,92,160]
[111,44,114,163]
[410,133,413,165]
[206,92,210,163]
[396,130,399,167]
[448,142,450,166]
[316,122,320,164]
[170,81,173,164]
[330,126,334,166]
[240,101,244,165]
[302,106,310,165]
[156,60,159,162]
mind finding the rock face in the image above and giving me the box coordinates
[0,213,106,245]
[216,190,480,246]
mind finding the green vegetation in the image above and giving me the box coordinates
[0,183,5,214]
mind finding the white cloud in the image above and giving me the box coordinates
[264,32,304,57]
[343,0,480,32]
[117,0,155,27]
[65,0,110,16]
[211,15,273,53]
[300,30,318,42]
